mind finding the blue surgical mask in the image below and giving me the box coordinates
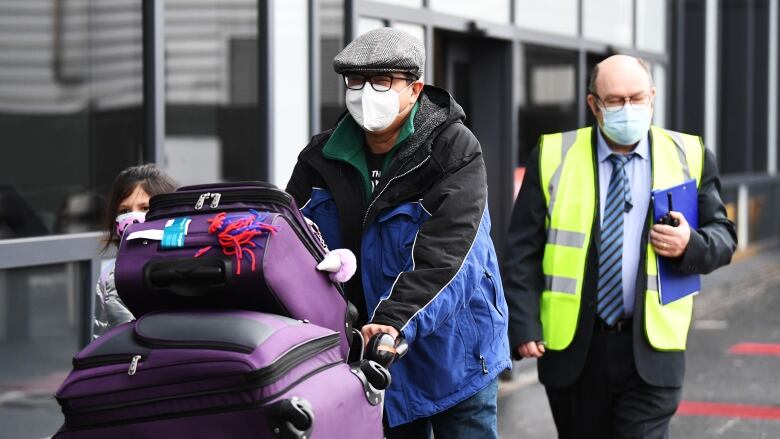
[600,105,652,146]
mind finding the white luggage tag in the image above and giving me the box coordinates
[126,229,164,241]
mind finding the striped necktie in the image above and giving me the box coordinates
[596,153,635,326]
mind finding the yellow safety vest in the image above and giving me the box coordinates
[538,126,703,351]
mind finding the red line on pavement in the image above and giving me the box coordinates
[678,401,780,421]
[728,342,780,357]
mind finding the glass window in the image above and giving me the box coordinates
[652,64,667,128]
[515,0,578,36]
[583,0,633,47]
[271,0,310,187]
[0,0,144,239]
[636,0,667,53]
[718,0,770,174]
[531,65,577,106]
[357,17,387,36]
[164,0,263,185]
[674,0,706,137]
[373,0,423,8]
[429,0,510,24]
[518,45,580,166]
[0,263,88,438]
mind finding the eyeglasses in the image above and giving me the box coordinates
[594,93,652,112]
[343,74,414,92]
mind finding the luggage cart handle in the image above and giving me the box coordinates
[365,332,408,368]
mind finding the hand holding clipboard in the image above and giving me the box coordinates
[650,179,700,305]
[650,192,691,258]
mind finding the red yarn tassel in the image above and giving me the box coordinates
[193,211,278,275]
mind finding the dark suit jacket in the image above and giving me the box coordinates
[503,128,737,388]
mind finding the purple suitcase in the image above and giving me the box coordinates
[114,182,354,358]
[53,310,386,438]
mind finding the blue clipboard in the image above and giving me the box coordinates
[651,179,700,305]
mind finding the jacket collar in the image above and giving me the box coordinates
[321,102,420,199]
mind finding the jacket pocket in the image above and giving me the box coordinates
[301,188,342,250]
[469,269,507,355]
[376,203,427,280]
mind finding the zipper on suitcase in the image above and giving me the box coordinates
[62,334,340,415]
[147,189,329,265]
[148,189,293,216]
[244,334,339,384]
[73,354,145,370]
[60,361,342,432]
[127,355,142,376]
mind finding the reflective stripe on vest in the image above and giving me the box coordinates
[538,127,596,350]
[644,126,703,351]
[538,126,703,351]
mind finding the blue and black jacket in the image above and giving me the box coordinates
[286,85,510,427]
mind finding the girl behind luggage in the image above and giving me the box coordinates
[93,164,177,338]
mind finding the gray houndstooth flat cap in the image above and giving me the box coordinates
[333,27,425,79]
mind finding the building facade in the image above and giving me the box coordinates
[0,0,777,436]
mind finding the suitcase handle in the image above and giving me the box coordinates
[144,259,229,297]
[177,181,278,192]
[365,332,408,368]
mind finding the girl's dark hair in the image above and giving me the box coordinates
[102,164,177,252]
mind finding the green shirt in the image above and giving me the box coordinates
[322,101,420,200]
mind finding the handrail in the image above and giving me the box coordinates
[721,173,780,188]
[0,232,114,270]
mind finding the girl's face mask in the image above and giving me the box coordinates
[115,211,146,237]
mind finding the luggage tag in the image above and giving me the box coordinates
[126,229,164,241]
[161,217,192,249]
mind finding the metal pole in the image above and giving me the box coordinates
[345,0,358,43]
[142,0,165,165]
[309,0,321,136]
[768,0,778,175]
[258,0,273,181]
[704,0,719,153]
[673,0,685,131]
[737,184,749,250]
[745,0,754,172]
[83,258,102,346]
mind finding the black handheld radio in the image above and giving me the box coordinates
[658,192,680,227]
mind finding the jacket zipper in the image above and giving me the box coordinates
[362,156,431,229]
[63,334,339,415]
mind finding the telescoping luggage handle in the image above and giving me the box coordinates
[365,333,408,368]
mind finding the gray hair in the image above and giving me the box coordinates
[588,57,654,95]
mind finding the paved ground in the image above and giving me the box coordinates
[498,244,780,438]
[1,245,777,438]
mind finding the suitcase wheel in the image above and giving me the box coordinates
[360,360,392,391]
[268,397,314,439]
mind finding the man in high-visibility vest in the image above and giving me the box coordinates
[503,54,736,438]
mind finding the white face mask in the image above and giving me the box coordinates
[115,211,146,236]
[345,82,414,132]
